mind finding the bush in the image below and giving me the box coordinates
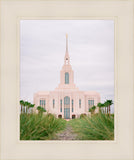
[70,113,114,140]
[20,113,66,140]
[80,113,87,119]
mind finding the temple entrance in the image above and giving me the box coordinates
[72,114,76,119]
[64,96,70,119]
[58,115,62,118]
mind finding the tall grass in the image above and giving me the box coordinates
[20,113,66,140]
[69,113,114,140]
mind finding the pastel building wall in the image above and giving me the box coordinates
[34,35,100,119]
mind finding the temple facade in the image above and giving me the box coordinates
[33,35,100,119]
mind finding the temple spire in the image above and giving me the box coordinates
[64,34,70,65]
[66,33,68,53]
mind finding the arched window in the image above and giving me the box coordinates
[72,115,76,119]
[65,72,69,84]
[64,96,70,119]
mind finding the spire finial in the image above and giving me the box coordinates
[64,34,70,65]
[66,33,68,53]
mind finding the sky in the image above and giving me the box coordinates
[20,20,114,113]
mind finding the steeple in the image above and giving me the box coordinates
[66,33,68,53]
[64,34,70,65]
[55,34,78,90]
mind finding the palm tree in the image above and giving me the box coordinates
[103,102,106,114]
[100,103,105,114]
[20,100,24,113]
[104,101,109,115]
[37,106,46,115]
[27,102,33,113]
[89,105,96,115]
[106,100,113,116]
[89,107,93,114]
[25,101,30,113]
[20,100,26,113]
[92,105,96,114]
[97,103,103,113]
[29,104,35,113]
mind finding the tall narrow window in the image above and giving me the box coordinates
[88,100,94,109]
[64,96,70,119]
[92,100,94,105]
[40,100,42,106]
[65,72,69,84]
[53,99,55,108]
[72,99,74,112]
[39,99,46,109]
[79,99,81,108]
[60,99,62,112]
[43,100,46,109]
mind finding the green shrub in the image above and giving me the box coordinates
[20,113,66,140]
[70,113,114,140]
[80,113,87,119]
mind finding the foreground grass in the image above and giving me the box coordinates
[20,113,66,140]
[68,113,114,140]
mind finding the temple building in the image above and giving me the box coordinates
[33,35,100,119]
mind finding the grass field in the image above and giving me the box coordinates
[69,113,114,140]
[20,113,66,140]
[20,113,114,140]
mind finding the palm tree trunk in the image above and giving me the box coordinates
[109,105,110,116]
[22,106,25,113]
[21,105,22,113]
[105,107,106,114]
[107,107,108,115]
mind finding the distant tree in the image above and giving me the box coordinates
[20,100,24,113]
[97,103,103,113]
[103,101,107,114]
[20,100,35,114]
[101,103,105,114]
[106,100,113,116]
[29,103,35,113]
[92,105,96,114]
[20,100,27,113]
[104,101,109,114]
[25,101,30,113]
[89,105,96,114]
[89,107,93,114]
[104,100,113,116]
[37,106,46,115]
